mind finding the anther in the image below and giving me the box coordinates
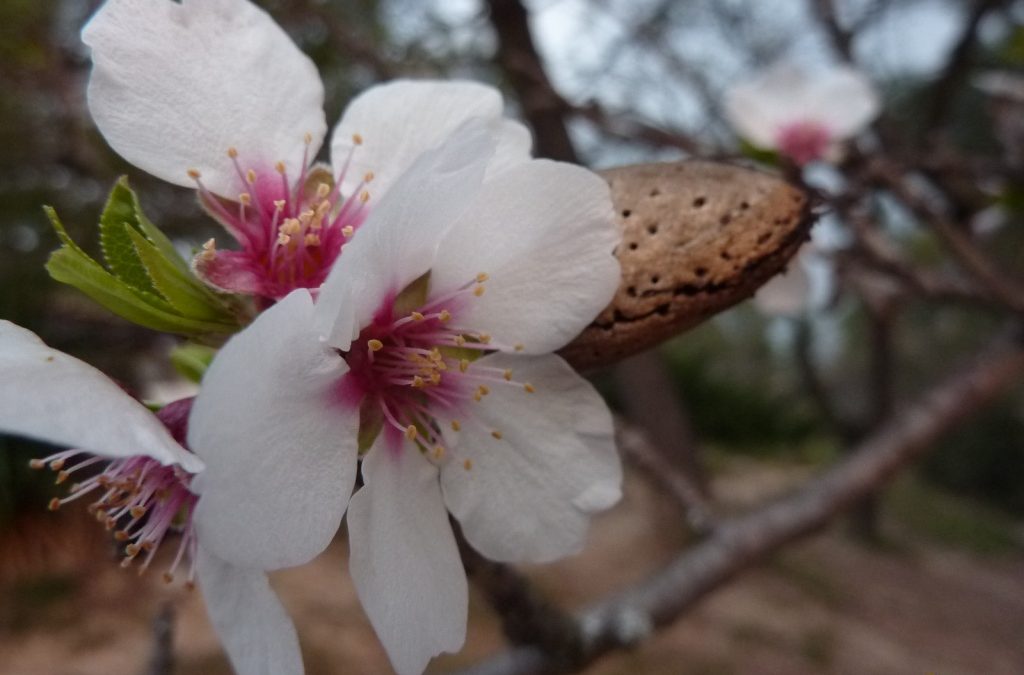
[451,420,461,432]
[365,171,375,182]
[433,446,445,460]
[476,272,489,283]
[239,192,252,205]
[368,339,384,352]
[316,182,331,199]
[47,498,60,511]
[439,310,452,322]
[478,385,490,396]
[55,471,69,484]
[474,286,485,297]
[162,572,174,584]
[342,225,354,238]
[459,359,470,373]
[130,506,146,519]
[274,199,286,211]
[411,311,425,321]
[524,383,536,393]
[275,161,287,174]
[360,191,370,203]
[491,430,503,440]
[246,169,257,184]
[114,531,129,541]
[227,147,238,158]
[454,335,466,346]
[405,425,418,441]
[200,238,216,261]
[503,369,513,381]
[479,333,492,344]
[514,344,525,352]
[352,133,363,145]
[304,233,321,247]
[49,459,65,471]
[304,132,313,145]
[29,459,45,469]
[463,459,473,471]
[187,169,201,180]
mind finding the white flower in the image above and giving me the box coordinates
[724,63,880,165]
[82,0,530,300]
[187,118,624,674]
[0,320,308,674]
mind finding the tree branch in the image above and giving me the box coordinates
[454,326,1024,675]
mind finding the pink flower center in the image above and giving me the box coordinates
[191,135,372,301]
[336,273,533,464]
[775,120,832,166]
[31,399,199,586]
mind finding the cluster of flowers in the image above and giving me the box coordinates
[0,1,623,674]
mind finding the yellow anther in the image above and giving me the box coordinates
[476,272,489,283]
[114,531,129,542]
[451,420,461,432]
[368,339,384,352]
[130,506,147,519]
[125,543,140,557]
[280,218,302,236]
[459,359,469,373]
[227,147,238,158]
[439,309,452,322]
[277,233,292,246]
[187,169,201,180]
[299,209,314,224]
[275,161,287,174]
[49,459,65,471]
[491,430,503,440]
[304,132,313,144]
[478,385,490,396]
[239,192,252,206]
[454,335,466,346]
[273,199,286,211]
[342,225,355,237]
[514,343,525,352]
[316,182,331,199]
[524,383,536,393]
[55,470,69,484]
[304,233,321,247]
[433,446,445,460]
[29,459,45,469]
[246,169,257,184]
[473,392,483,402]
[463,459,473,471]
[364,171,375,182]
[405,425,418,441]
[479,333,492,344]
[411,311,425,322]
[48,498,60,511]
[352,133,363,145]
[474,285,485,297]
[412,375,425,388]
[503,369,513,381]
[430,372,442,385]
[360,190,370,203]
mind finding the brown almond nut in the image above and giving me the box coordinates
[560,160,814,371]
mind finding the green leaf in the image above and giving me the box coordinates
[357,396,384,454]
[46,247,237,335]
[98,178,159,295]
[127,181,195,276]
[126,226,234,322]
[392,271,431,317]
[170,343,217,383]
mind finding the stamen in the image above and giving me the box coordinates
[491,430,503,440]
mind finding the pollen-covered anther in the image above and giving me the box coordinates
[239,192,252,206]
[277,232,292,246]
[275,161,287,175]
[227,147,239,159]
[454,335,467,347]
[524,383,536,393]
[29,458,45,470]
[49,459,65,471]
[352,133,364,145]
[364,171,374,184]
[273,199,286,211]
[476,272,489,283]
[474,285,485,297]
[478,385,490,397]
[463,459,473,471]
[459,359,469,373]
[342,225,354,238]
[303,132,313,145]
[246,169,257,184]
[514,343,525,352]
[479,333,492,345]
[503,369,513,381]
[187,168,201,180]
[367,339,384,352]
[316,182,331,199]
[433,446,445,460]
[47,498,60,511]
[439,310,452,322]
[411,311,425,322]
[130,505,147,519]
[55,470,70,484]
[491,430,503,440]
[360,191,370,203]
[451,420,461,432]
[412,375,425,388]
[405,425,418,441]
[304,233,321,247]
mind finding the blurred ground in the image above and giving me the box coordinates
[1,459,1022,675]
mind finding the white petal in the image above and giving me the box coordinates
[316,118,499,349]
[724,63,808,148]
[429,159,620,354]
[189,290,357,570]
[82,0,326,198]
[348,444,467,675]
[441,353,621,563]
[330,80,530,200]
[805,67,880,139]
[0,321,201,472]
[197,547,303,675]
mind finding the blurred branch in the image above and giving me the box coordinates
[615,416,714,534]
[144,602,175,675]
[455,325,1024,675]
[923,0,1010,133]
[809,0,854,61]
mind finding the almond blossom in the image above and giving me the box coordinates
[724,63,880,165]
[0,321,308,674]
[187,118,624,674]
[82,0,529,301]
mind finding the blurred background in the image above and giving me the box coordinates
[1,0,1023,673]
